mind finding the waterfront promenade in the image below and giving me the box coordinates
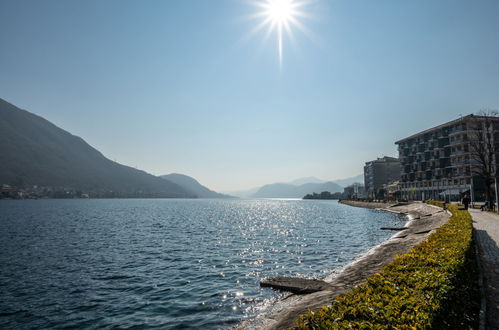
[470,209,499,329]
[237,202,449,329]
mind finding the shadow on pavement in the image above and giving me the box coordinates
[475,229,499,330]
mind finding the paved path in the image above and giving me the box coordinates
[470,209,499,329]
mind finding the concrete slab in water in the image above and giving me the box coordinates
[380,227,408,231]
[260,276,331,294]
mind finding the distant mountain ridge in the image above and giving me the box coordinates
[0,98,364,199]
[251,181,343,198]
[289,176,325,185]
[0,98,193,198]
[332,174,364,187]
[228,175,363,198]
[160,173,233,198]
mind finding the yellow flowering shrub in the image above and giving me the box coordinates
[296,203,479,329]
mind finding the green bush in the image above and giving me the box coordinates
[296,203,479,329]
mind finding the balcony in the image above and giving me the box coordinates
[449,130,464,137]
[438,139,450,148]
[439,159,451,168]
[451,147,469,156]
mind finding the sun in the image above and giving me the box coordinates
[252,0,308,69]
[265,0,295,24]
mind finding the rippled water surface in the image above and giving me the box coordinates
[0,199,405,329]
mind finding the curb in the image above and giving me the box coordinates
[473,228,487,330]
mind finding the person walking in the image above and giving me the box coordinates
[462,194,471,210]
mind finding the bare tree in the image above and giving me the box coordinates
[467,110,499,206]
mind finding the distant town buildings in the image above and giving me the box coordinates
[342,183,366,199]
[0,184,25,199]
[0,184,91,199]
[363,157,401,199]
[395,114,499,201]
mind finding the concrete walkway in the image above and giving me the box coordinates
[470,209,499,329]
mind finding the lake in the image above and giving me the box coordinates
[0,199,405,329]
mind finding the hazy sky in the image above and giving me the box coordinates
[1,0,499,192]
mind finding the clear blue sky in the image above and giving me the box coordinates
[1,0,499,192]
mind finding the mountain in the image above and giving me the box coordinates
[333,174,364,187]
[289,176,325,185]
[0,98,194,198]
[160,173,233,198]
[226,177,326,198]
[251,183,296,198]
[227,175,360,198]
[251,181,343,198]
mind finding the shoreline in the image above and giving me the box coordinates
[236,201,450,329]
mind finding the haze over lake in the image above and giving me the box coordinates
[2,0,498,191]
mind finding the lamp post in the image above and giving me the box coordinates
[470,180,474,207]
[495,177,499,213]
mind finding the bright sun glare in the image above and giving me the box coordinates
[253,0,308,69]
[266,0,294,23]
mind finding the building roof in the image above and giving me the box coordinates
[365,156,399,165]
[395,114,499,144]
[394,114,475,144]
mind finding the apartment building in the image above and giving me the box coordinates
[395,114,499,201]
[364,156,401,199]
